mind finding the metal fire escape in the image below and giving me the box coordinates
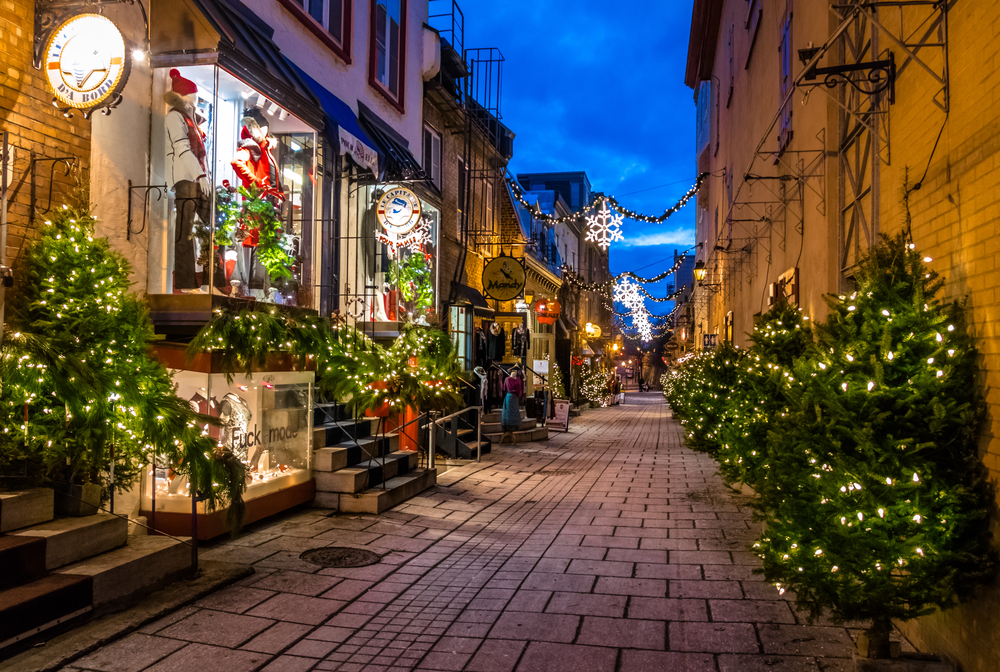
[820,1,950,287]
[428,1,512,303]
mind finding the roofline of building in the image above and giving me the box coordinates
[684,0,724,91]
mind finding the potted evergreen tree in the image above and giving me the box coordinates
[755,233,995,668]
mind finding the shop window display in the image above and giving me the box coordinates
[152,65,318,307]
[141,370,313,517]
[343,184,440,325]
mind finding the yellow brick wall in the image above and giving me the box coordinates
[1,0,91,277]
[876,3,1000,670]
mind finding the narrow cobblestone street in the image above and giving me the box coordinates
[63,394,856,672]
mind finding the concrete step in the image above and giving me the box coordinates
[481,418,536,433]
[0,489,54,533]
[336,468,437,514]
[55,535,190,608]
[313,402,352,425]
[0,536,47,590]
[312,417,376,448]
[313,434,399,472]
[11,513,128,571]
[314,452,417,494]
[0,573,92,650]
[481,410,526,424]
[455,440,492,460]
[484,427,549,444]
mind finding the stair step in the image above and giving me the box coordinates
[337,468,437,514]
[0,489,54,533]
[484,427,549,444]
[314,452,415,494]
[313,435,398,472]
[11,513,128,571]
[0,573,92,650]
[313,417,374,447]
[55,535,190,608]
[456,441,492,459]
[0,536,47,590]
[481,418,536,433]
[481,409,527,423]
[313,403,351,424]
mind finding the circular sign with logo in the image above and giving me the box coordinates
[534,299,561,325]
[482,255,526,302]
[44,14,131,111]
[377,187,422,238]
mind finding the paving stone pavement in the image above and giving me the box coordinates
[62,392,858,672]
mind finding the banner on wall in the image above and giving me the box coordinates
[339,127,379,175]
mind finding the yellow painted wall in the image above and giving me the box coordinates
[875,4,1000,670]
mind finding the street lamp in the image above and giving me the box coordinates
[693,260,721,293]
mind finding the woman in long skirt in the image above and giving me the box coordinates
[501,368,524,444]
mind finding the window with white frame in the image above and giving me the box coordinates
[778,2,793,153]
[423,125,441,190]
[485,180,494,229]
[372,0,405,101]
[282,0,350,60]
[456,158,465,238]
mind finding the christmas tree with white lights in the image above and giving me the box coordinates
[1,205,242,515]
[755,233,995,657]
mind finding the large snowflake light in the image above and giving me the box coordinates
[613,278,644,310]
[585,201,624,250]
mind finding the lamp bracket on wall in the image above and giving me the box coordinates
[798,48,896,103]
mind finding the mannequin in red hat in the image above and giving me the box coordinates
[231,112,284,245]
[164,69,221,291]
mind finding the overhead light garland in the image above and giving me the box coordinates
[558,247,695,294]
[507,172,708,228]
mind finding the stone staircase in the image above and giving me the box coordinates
[481,408,548,444]
[311,402,435,514]
[0,488,189,653]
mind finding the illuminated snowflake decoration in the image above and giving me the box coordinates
[613,278,644,310]
[402,217,433,252]
[585,201,624,250]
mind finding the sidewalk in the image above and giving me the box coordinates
[60,393,856,672]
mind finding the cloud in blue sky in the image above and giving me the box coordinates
[456,0,698,301]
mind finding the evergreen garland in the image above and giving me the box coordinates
[388,253,434,320]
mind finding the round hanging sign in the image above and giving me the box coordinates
[44,14,131,113]
[377,187,422,238]
[534,299,561,325]
[482,255,526,302]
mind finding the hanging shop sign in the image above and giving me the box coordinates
[43,14,132,116]
[584,322,602,338]
[376,187,422,253]
[482,254,526,302]
[339,128,379,175]
[534,298,561,325]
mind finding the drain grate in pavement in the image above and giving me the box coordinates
[300,547,382,568]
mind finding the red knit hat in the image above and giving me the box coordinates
[169,69,198,96]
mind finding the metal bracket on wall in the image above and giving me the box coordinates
[126,180,167,240]
[30,154,78,220]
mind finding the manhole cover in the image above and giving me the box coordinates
[300,547,382,568]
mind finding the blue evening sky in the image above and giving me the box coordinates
[456,0,698,311]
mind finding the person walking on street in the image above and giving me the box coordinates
[501,368,524,444]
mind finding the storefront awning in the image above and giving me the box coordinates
[286,63,380,175]
[451,283,492,310]
[158,0,324,130]
[358,104,428,182]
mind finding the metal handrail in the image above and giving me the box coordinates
[429,405,484,463]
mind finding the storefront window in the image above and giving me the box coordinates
[141,369,313,516]
[150,65,319,307]
[450,305,471,369]
[340,183,439,327]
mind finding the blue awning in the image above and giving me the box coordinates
[286,62,380,175]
